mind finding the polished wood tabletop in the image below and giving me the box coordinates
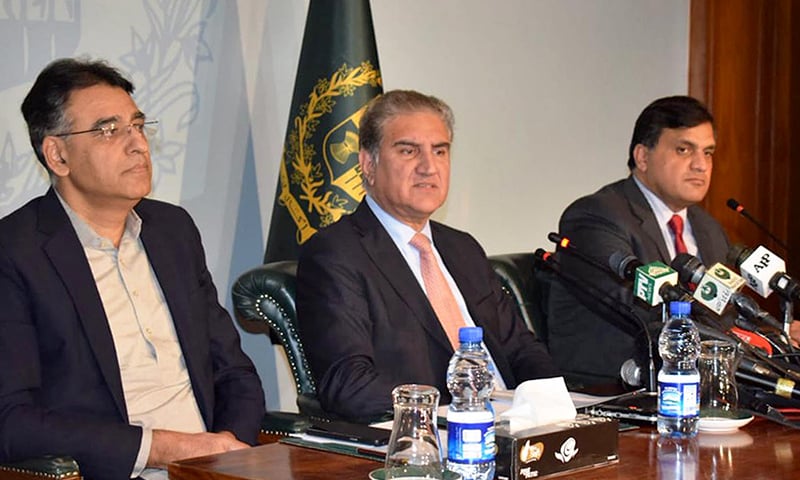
[168,442,378,480]
[168,417,800,480]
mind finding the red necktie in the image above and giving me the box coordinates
[409,233,465,349]
[668,214,688,255]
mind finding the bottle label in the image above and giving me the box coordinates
[658,373,700,418]
[447,411,495,464]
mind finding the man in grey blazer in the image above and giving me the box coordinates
[547,96,730,384]
[297,90,559,422]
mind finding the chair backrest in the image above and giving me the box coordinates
[487,252,550,344]
[232,253,548,415]
[231,261,319,408]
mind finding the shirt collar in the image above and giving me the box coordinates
[55,190,142,250]
[632,174,688,228]
[365,195,432,247]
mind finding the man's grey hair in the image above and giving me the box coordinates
[359,89,454,162]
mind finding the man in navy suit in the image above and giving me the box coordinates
[547,96,730,385]
[0,58,264,479]
[297,90,559,422]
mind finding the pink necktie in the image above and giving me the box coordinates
[409,233,466,350]
[668,214,689,255]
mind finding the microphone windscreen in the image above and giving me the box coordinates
[670,253,704,286]
[726,198,741,211]
[608,251,638,280]
[620,358,642,387]
[726,244,750,268]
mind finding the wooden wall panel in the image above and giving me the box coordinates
[690,0,798,271]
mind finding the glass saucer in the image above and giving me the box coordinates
[697,413,754,433]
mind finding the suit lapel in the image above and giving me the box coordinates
[433,225,482,311]
[351,204,453,353]
[136,203,209,419]
[623,177,670,262]
[38,189,128,419]
[434,226,516,384]
[688,206,714,263]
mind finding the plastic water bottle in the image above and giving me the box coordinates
[446,327,495,480]
[657,301,701,438]
[656,436,699,480]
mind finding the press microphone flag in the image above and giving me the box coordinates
[693,263,747,315]
[728,244,800,303]
[633,261,680,307]
[737,245,786,298]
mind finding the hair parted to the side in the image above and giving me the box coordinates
[359,89,454,162]
[21,57,135,170]
[627,95,714,170]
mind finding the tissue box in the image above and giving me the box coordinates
[495,414,619,479]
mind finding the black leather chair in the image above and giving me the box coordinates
[231,261,329,424]
[230,252,550,422]
[487,252,551,344]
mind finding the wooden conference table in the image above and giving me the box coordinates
[169,416,800,480]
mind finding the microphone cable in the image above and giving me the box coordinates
[535,248,657,392]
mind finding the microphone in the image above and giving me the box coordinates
[737,357,800,400]
[669,254,745,315]
[692,262,746,315]
[726,198,788,251]
[672,253,705,286]
[670,253,782,331]
[728,244,800,302]
[548,232,618,276]
[608,252,686,306]
[729,291,784,331]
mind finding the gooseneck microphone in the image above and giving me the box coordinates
[547,232,614,275]
[726,198,788,251]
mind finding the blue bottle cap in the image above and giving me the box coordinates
[669,301,691,316]
[459,326,483,343]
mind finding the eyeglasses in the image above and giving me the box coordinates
[53,120,159,141]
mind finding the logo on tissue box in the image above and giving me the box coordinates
[519,440,544,463]
[555,437,579,463]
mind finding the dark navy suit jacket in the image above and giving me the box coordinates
[0,188,264,479]
[548,176,730,381]
[297,202,559,422]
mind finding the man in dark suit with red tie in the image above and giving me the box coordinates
[297,90,559,422]
[547,96,731,385]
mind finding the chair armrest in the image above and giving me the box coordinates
[0,456,81,480]
[232,261,317,400]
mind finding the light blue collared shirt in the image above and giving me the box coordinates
[632,175,699,260]
[365,195,508,389]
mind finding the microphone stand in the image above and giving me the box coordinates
[781,298,794,339]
